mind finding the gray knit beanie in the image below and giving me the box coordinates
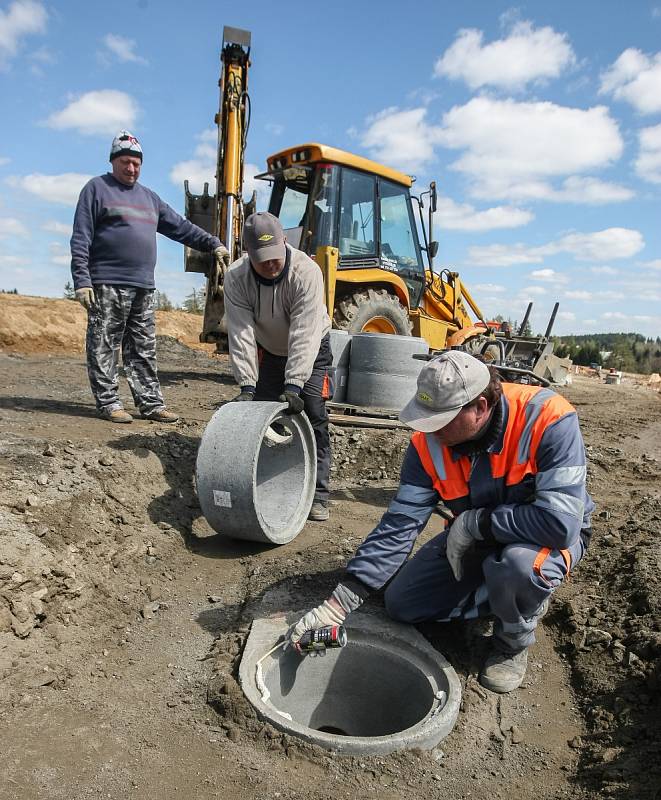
[109,130,143,162]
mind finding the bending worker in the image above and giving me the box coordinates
[223,212,333,522]
[71,130,230,424]
[289,351,594,692]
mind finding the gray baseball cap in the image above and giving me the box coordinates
[243,211,286,263]
[399,351,491,432]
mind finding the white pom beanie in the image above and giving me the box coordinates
[109,130,143,162]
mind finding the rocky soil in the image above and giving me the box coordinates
[0,299,659,800]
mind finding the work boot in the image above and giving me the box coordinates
[99,408,133,424]
[308,500,329,522]
[479,642,529,693]
[141,408,179,423]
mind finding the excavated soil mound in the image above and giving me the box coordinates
[0,293,214,355]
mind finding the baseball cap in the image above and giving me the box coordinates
[109,130,143,162]
[399,351,491,432]
[243,212,286,263]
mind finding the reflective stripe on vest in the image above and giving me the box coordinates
[533,546,571,580]
[410,383,575,500]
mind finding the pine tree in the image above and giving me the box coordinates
[183,288,204,315]
[63,282,75,300]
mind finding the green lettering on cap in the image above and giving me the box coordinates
[258,234,274,242]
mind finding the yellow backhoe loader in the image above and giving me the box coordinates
[184,26,568,384]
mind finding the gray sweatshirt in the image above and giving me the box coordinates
[224,244,332,389]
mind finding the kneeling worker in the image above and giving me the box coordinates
[224,212,333,522]
[288,352,594,692]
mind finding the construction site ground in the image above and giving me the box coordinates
[0,295,660,800]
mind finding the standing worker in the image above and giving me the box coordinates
[70,130,230,423]
[288,352,594,692]
[224,212,333,522]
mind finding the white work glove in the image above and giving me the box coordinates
[214,244,231,272]
[287,582,364,651]
[75,287,95,310]
[446,509,486,582]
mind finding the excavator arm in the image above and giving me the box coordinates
[184,26,252,346]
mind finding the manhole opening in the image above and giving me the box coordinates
[263,643,441,738]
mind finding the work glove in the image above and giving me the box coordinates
[230,388,255,402]
[287,582,364,652]
[214,244,231,273]
[278,389,305,415]
[446,508,486,582]
[75,287,95,310]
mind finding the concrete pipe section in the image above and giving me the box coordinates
[346,333,428,411]
[239,612,461,756]
[196,401,316,544]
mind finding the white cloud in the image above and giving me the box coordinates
[554,229,644,261]
[101,34,147,64]
[434,196,533,231]
[564,290,593,300]
[590,266,619,275]
[473,283,506,293]
[635,124,661,183]
[439,97,623,201]
[602,311,627,320]
[642,259,661,270]
[42,220,72,236]
[265,122,284,136]
[600,48,661,114]
[519,285,547,296]
[557,311,576,321]
[468,227,644,266]
[530,268,568,283]
[360,107,443,173]
[6,172,91,205]
[0,156,9,166]
[0,254,28,266]
[45,90,139,136]
[0,216,28,237]
[170,128,267,206]
[434,21,575,91]
[0,0,47,68]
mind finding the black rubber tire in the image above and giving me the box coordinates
[333,288,413,336]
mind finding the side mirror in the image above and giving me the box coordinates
[430,181,437,213]
[429,241,439,258]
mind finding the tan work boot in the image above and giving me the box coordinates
[308,500,329,521]
[479,643,529,693]
[141,408,179,423]
[100,408,133,424]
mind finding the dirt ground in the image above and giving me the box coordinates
[0,295,660,800]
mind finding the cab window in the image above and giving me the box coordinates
[338,169,376,258]
[379,180,424,273]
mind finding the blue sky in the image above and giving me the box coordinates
[1,0,660,337]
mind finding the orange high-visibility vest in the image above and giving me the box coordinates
[411,383,575,502]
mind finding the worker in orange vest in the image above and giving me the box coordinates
[288,351,594,693]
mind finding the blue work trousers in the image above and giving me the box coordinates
[384,530,586,652]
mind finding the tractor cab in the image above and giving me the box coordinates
[256,144,428,312]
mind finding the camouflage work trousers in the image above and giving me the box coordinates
[85,285,164,414]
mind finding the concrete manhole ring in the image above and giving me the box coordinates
[196,401,316,544]
[239,611,461,756]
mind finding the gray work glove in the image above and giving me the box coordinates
[287,582,364,652]
[279,389,305,415]
[446,508,486,582]
[230,388,255,402]
[214,245,231,273]
[75,287,95,310]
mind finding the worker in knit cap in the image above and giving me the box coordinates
[70,131,231,423]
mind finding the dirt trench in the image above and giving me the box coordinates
[0,337,659,800]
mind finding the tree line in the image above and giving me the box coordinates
[553,333,661,374]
